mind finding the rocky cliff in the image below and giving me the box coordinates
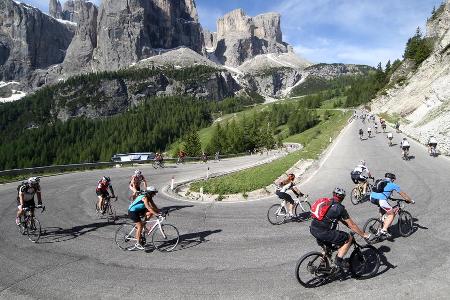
[371,0,450,154]
[0,0,75,82]
[49,0,63,19]
[211,9,290,67]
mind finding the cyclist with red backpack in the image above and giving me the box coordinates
[369,173,414,238]
[310,188,369,269]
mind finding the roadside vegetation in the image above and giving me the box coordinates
[190,110,351,195]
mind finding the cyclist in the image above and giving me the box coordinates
[129,170,147,200]
[215,151,220,161]
[96,176,115,214]
[351,160,372,195]
[310,188,369,269]
[275,173,305,218]
[381,119,387,132]
[201,151,208,163]
[369,173,414,238]
[387,132,394,145]
[155,152,163,166]
[400,137,410,159]
[177,150,186,164]
[367,126,372,137]
[128,186,160,250]
[427,135,438,155]
[395,122,400,133]
[374,122,378,133]
[358,128,364,140]
[16,177,43,225]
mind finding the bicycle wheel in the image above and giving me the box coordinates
[398,210,414,237]
[106,204,116,223]
[115,224,138,250]
[363,218,383,243]
[295,252,331,288]
[350,187,361,205]
[349,245,380,279]
[152,162,158,169]
[152,224,179,252]
[26,217,41,243]
[295,201,311,220]
[267,204,286,225]
[17,217,26,235]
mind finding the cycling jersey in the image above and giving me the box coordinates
[428,137,437,144]
[387,133,393,139]
[310,202,350,246]
[96,180,111,193]
[19,184,40,201]
[130,175,145,186]
[368,127,372,131]
[370,181,401,201]
[278,181,294,193]
[128,194,146,212]
[353,165,370,179]
[400,140,410,147]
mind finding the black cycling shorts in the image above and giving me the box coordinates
[17,198,35,209]
[96,190,109,197]
[128,210,146,222]
[402,146,410,150]
[276,191,294,205]
[429,143,437,148]
[310,227,350,247]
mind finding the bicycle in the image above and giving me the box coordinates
[429,145,437,157]
[363,198,414,244]
[388,137,393,147]
[401,147,410,160]
[152,160,165,169]
[295,233,380,288]
[367,131,372,138]
[18,206,45,243]
[115,211,179,252]
[382,124,387,133]
[176,156,185,165]
[267,195,311,225]
[95,195,117,223]
[350,177,374,205]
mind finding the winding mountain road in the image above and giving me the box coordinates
[1,118,449,299]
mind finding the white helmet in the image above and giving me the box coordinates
[145,186,158,194]
[360,160,366,166]
[134,170,142,176]
[28,177,40,185]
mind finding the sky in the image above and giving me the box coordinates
[20,0,444,66]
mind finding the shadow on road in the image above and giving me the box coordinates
[373,245,396,277]
[163,205,194,214]
[39,221,114,244]
[173,229,222,252]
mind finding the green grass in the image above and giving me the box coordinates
[378,112,411,125]
[190,110,351,195]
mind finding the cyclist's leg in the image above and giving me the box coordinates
[277,192,295,215]
[379,200,396,231]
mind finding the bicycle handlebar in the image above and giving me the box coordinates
[23,206,46,212]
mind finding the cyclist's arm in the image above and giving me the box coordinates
[398,191,413,203]
[36,191,42,203]
[292,187,304,197]
[342,217,368,238]
[142,178,148,189]
[109,185,115,197]
[19,192,24,208]
[143,197,159,214]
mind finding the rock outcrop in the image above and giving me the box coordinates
[62,0,98,73]
[93,0,204,71]
[62,0,76,22]
[0,0,75,82]
[213,9,290,67]
[371,0,450,154]
[49,0,63,19]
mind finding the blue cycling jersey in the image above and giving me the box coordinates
[370,181,401,200]
[128,194,146,212]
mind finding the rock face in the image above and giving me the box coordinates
[0,0,75,81]
[49,0,63,19]
[213,9,289,67]
[62,0,98,73]
[372,0,450,154]
[93,0,204,71]
[305,63,372,80]
[62,0,76,22]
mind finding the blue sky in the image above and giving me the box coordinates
[20,0,443,66]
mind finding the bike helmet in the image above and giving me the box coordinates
[360,160,366,166]
[288,173,295,179]
[134,170,142,176]
[332,187,346,201]
[385,173,396,180]
[102,176,111,183]
[403,137,407,140]
[145,186,158,194]
[28,177,40,185]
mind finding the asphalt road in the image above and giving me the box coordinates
[1,118,449,299]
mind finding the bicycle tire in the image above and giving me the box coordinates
[106,204,116,223]
[350,187,361,205]
[398,210,414,237]
[152,224,179,252]
[17,217,26,235]
[349,245,380,279]
[26,217,41,243]
[294,201,311,220]
[115,224,137,250]
[267,204,286,225]
[295,251,331,288]
[363,218,383,243]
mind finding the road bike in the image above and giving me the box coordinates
[95,195,117,223]
[18,206,45,243]
[267,195,311,225]
[363,198,414,244]
[382,124,387,133]
[401,147,410,160]
[429,145,438,157]
[368,131,372,138]
[176,157,185,165]
[152,160,165,169]
[295,233,380,288]
[115,211,179,252]
[388,137,393,147]
[350,177,374,205]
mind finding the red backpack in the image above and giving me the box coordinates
[310,198,333,221]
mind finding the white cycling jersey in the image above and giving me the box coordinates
[278,182,294,193]
[387,133,393,138]
[353,165,370,178]
[401,140,410,147]
[428,137,438,144]
[367,127,372,131]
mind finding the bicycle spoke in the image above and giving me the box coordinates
[152,224,179,252]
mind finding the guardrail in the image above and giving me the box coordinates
[0,152,253,178]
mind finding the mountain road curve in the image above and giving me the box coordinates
[1,118,449,299]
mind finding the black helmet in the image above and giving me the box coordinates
[102,176,111,182]
[333,187,346,201]
[385,173,396,180]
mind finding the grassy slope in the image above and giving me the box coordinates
[190,110,351,195]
